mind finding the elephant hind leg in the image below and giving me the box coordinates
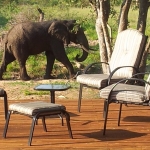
[19,64,31,81]
[0,51,15,80]
[17,59,31,81]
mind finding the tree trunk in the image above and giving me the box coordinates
[100,1,112,61]
[137,0,150,73]
[137,0,149,33]
[96,18,108,73]
[118,0,132,32]
[139,41,150,74]
[91,0,111,73]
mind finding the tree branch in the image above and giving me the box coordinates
[89,0,98,17]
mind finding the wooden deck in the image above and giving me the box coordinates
[0,98,150,149]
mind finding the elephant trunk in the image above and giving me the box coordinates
[75,45,89,62]
[75,29,90,62]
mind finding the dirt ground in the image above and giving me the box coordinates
[0,79,100,101]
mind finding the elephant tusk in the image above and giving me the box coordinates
[80,45,96,53]
[67,44,96,53]
[81,45,90,53]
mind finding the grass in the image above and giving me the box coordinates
[0,78,80,97]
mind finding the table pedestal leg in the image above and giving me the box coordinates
[50,91,63,125]
[50,91,55,103]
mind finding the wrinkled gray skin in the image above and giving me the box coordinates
[0,20,89,80]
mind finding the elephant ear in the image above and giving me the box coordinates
[48,21,70,45]
[64,20,76,30]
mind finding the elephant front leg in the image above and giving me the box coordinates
[64,61,75,79]
[50,41,75,79]
[44,51,55,79]
[55,54,75,79]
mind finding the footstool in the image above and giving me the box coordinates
[3,101,73,146]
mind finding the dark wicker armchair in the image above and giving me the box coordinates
[0,88,8,119]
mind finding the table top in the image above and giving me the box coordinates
[34,84,71,91]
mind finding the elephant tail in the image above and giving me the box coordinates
[2,43,7,68]
[3,41,9,68]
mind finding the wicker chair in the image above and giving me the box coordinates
[76,29,148,112]
[100,72,150,135]
[0,88,8,119]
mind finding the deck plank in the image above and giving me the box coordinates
[0,98,150,149]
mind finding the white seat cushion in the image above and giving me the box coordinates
[9,101,66,116]
[100,83,146,103]
[77,74,124,89]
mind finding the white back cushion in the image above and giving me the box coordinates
[109,29,146,78]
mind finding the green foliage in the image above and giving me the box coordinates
[0,1,19,21]
[7,61,19,72]
[111,0,122,6]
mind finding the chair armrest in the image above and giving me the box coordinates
[131,72,150,78]
[130,72,150,86]
[107,66,139,85]
[83,62,109,74]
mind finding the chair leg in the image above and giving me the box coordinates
[28,117,36,146]
[64,111,73,139]
[3,91,8,120]
[118,103,122,126]
[58,114,64,126]
[78,84,83,112]
[103,100,109,135]
[42,116,47,132]
[3,110,11,138]
[36,119,39,125]
[103,100,107,118]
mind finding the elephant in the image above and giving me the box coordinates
[0,19,90,80]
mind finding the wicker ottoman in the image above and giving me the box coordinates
[3,101,73,146]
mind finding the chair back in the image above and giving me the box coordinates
[109,29,147,78]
